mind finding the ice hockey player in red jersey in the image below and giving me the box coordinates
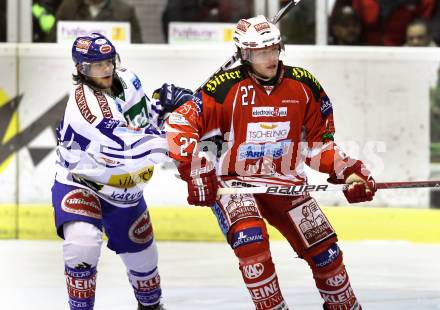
[166,15,376,310]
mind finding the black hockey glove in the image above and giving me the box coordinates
[152,83,195,113]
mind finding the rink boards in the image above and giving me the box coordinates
[0,204,439,243]
[1,44,440,209]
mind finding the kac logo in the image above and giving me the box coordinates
[243,263,264,279]
[325,269,347,287]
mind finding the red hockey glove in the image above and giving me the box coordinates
[177,157,219,207]
[328,160,377,203]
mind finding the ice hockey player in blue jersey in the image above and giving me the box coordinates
[51,33,190,310]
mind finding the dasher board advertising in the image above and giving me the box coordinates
[169,22,235,44]
[57,21,131,44]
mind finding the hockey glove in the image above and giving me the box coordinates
[177,157,219,207]
[152,83,196,113]
[328,160,376,203]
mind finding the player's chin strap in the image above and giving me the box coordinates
[217,180,440,196]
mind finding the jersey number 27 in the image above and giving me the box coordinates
[241,85,255,106]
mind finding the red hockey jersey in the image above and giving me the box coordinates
[166,63,351,185]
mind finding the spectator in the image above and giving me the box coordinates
[329,4,363,45]
[161,0,253,43]
[352,0,436,46]
[430,1,440,45]
[217,0,253,21]
[161,0,200,42]
[0,0,6,42]
[405,18,437,46]
[32,0,62,42]
[431,64,440,193]
[280,0,316,44]
[49,0,142,43]
[431,66,440,150]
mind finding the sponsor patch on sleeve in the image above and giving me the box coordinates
[320,95,333,117]
[132,75,142,90]
[168,112,190,126]
[75,85,97,124]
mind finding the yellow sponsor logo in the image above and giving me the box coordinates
[107,166,154,188]
[260,123,278,130]
[223,28,234,42]
[205,70,241,93]
[291,67,321,90]
[112,27,126,42]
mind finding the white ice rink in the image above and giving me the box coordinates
[1,240,439,310]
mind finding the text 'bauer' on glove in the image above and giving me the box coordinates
[328,160,377,203]
[177,157,219,207]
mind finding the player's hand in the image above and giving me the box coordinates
[152,83,195,112]
[177,157,219,207]
[344,172,376,203]
[328,160,376,203]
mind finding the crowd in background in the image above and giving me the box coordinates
[0,0,439,47]
[0,0,5,42]
[30,0,142,43]
[329,0,439,47]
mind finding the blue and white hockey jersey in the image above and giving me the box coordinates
[55,68,170,207]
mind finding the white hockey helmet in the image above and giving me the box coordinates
[233,15,283,63]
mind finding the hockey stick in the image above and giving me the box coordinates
[217,180,440,196]
[194,0,302,93]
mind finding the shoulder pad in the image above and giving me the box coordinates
[203,66,247,103]
[284,66,322,101]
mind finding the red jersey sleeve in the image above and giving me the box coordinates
[165,92,221,162]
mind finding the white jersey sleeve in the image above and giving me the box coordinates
[55,68,171,206]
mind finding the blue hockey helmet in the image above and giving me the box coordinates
[72,33,117,78]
